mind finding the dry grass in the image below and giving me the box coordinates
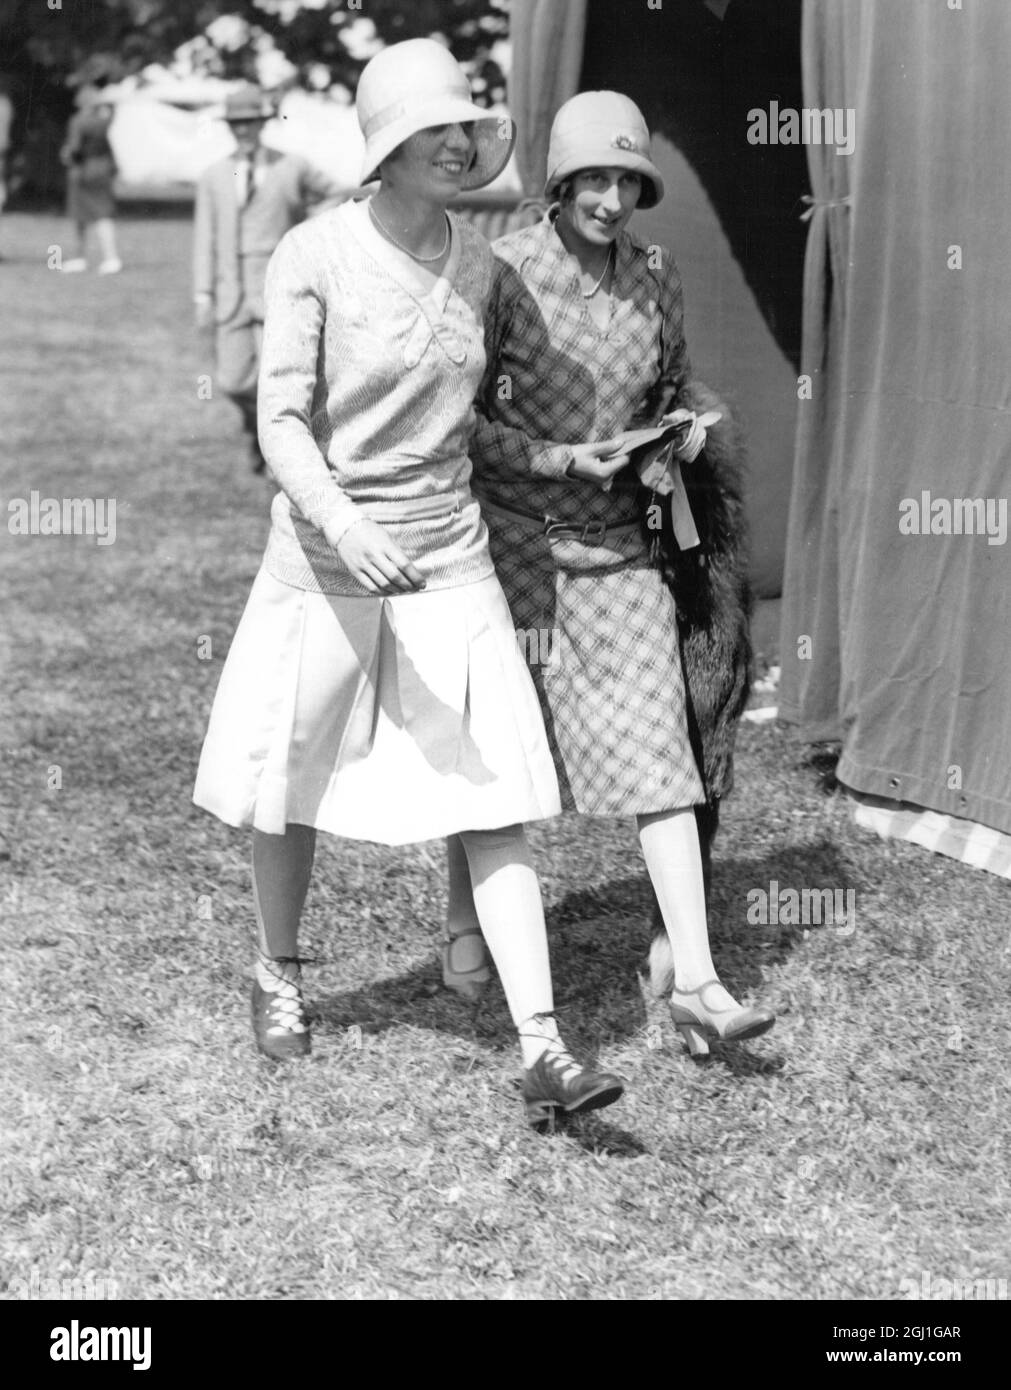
[1,213,1009,1302]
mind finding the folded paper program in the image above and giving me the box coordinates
[609,411,722,550]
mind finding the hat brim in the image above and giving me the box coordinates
[361,97,515,191]
[545,153,665,209]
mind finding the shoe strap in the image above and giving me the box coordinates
[444,926,483,942]
[519,1017,583,1084]
[256,951,314,984]
[535,1043,583,1084]
[671,978,728,1008]
[265,987,307,1033]
[257,953,307,1006]
[259,971,308,1035]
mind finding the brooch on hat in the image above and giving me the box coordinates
[611,133,639,152]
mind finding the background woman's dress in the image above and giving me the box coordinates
[63,105,117,224]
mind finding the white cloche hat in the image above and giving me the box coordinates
[356,38,514,190]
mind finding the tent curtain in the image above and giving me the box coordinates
[779,0,1011,834]
[508,0,588,200]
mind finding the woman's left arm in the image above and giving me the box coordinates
[629,249,714,464]
[633,249,694,426]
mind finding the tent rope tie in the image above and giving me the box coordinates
[800,194,853,222]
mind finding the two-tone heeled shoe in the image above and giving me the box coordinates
[668,979,775,1059]
[441,924,491,1003]
[521,1043,625,1132]
[251,956,311,1061]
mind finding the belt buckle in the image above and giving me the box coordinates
[580,518,607,545]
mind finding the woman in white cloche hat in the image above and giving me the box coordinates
[445,91,776,1058]
[193,41,625,1128]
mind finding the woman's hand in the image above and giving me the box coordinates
[661,409,716,464]
[566,439,631,490]
[326,518,426,596]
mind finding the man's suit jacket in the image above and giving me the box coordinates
[193,148,344,323]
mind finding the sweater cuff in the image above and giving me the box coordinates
[531,443,575,480]
[305,490,366,544]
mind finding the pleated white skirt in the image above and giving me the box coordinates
[193,567,562,845]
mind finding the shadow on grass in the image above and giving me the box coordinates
[534,1113,652,1157]
[312,836,855,1080]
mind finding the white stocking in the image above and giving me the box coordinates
[457,825,562,1065]
[637,807,737,1010]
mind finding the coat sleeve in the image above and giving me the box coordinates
[469,257,574,481]
[257,230,364,541]
[644,248,694,418]
[193,173,216,301]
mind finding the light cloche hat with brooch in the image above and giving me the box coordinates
[356,38,515,190]
[545,91,665,208]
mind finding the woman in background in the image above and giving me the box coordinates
[60,81,122,275]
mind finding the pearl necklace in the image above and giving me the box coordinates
[369,200,450,263]
[581,243,614,298]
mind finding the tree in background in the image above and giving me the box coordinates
[0,0,509,199]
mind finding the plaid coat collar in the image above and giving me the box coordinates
[525,206,650,297]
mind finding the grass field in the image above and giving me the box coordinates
[1,212,1009,1302]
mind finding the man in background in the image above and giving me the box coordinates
[194,85,345,472]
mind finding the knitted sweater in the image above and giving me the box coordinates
[258,198,496,595]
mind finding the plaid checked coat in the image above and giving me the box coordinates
[469,213,706,816]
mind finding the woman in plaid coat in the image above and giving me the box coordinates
[443,92,775,1057]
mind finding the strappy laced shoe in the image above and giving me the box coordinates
[520,1021,625,1131]
[251,956,311,1061]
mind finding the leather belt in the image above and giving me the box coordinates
[474,492,641,545]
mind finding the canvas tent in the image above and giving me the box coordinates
[510,0,1010,870]
[778,0,1011,865]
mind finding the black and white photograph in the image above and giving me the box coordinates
[0,0,1008,1339]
